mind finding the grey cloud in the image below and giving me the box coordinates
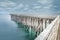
[0,1,16,8]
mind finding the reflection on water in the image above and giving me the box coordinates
[0,15,34,40]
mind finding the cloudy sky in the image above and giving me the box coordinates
[0,0,60,15]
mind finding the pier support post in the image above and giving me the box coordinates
[29,26,32,36]
[43,19,46,30]
[38,18,43,33]
[40,21,43,33]
[46,19,50,27]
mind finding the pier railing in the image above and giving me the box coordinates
[35,16,60,40]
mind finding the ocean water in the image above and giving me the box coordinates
[0,15,34,40]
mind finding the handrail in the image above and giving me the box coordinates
[35,16,60,40]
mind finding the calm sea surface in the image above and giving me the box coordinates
[0,15,32,40]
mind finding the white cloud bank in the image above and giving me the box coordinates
[0,0,58,14]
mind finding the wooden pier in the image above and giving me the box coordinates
[10,14,60,40]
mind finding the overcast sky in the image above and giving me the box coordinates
[0,0,60,15]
